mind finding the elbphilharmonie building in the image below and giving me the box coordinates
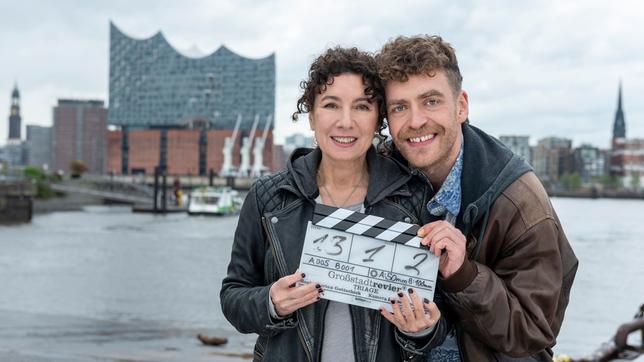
[106,23,279,176]
[108,22,275,130]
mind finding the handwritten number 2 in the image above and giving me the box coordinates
[404,253,428,276]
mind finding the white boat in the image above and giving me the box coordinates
[188,186,240,215]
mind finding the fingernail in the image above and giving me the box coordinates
[318,288,323,293]
[317,296,320,300]
[289,283,296,288]
[315,283,321,289]
[301,273,306,278]
[391,299,396,304]
[423,298,430,304]
[408,288,414,294]
[397,292,403,298]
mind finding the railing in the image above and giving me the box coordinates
[555,304,644,362]
[49,183,152,205]
[78,173,255,190]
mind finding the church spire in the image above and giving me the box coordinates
[11,82,20,102]
[612,80,626,140]
[8,83,22,140]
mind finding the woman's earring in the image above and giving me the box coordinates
[372,132,385,147]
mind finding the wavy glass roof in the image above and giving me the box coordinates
[108,22,275,130]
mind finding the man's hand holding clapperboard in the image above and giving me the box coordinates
[298,204,439,313]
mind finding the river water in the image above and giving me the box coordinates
[0,198,643,361]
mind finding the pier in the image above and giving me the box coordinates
[0,179,36,224]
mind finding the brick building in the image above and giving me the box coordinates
[106,128,273,176]
[532,137,573,184]
[52,99,107,174]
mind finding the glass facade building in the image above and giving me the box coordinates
[108,22,275,130]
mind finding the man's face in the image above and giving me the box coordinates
[385,71,468,183]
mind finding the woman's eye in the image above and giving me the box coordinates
[356,104,371,111]
[323,103,338,109]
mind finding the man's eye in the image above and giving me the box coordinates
[425,99,440,107]
[390,105,405,113]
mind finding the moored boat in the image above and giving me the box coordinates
[188,186,240,215]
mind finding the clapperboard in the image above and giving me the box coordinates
[313,204,423,247]
[298,204,439,312]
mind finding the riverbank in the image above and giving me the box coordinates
[32,192,105,214]
[0,309,253,362]
[0,180,35,224]
[547,188,644,199]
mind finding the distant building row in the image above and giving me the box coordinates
[499,83,644,188]
[2,96,285,176]
[499,135,608,185]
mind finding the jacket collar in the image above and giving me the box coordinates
[286,146,413,207]
[457,123,532,231]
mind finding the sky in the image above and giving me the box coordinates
[1,0,644,148]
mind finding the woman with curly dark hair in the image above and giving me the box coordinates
[221,47,446,361]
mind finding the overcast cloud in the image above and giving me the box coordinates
[1,0,644,148]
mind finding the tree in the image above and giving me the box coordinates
[601,173,621,189]
[630,172,641,190]
[561,172,582,191]
[24,166,46,182]
[69,160,88,179]
[23,166,55,199]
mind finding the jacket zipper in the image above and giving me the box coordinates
[261,215,314,362]
[456,327,465,362]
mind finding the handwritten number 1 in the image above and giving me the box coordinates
[312,234,328,252]
[363,245,386,262]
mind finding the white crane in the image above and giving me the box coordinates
[251,114,273,178]
[220,114,242,177]
[238,114,260,177]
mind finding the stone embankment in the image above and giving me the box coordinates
[0,180,35,224]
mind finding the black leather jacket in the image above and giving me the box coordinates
[220,146,446,361]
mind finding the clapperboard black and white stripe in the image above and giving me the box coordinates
[313,204,422,247]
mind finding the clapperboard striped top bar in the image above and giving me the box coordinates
[313,204,423,247]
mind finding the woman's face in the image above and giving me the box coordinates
[309,72,379,164]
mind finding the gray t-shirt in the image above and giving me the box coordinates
[320,200,362,362]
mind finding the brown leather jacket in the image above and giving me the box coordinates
[435,124,579,362]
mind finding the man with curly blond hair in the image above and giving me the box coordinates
[376,36,578,361]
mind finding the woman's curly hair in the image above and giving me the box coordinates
[376,35,462,95]
[292,47,386,136]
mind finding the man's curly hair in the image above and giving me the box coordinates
[376,35,462,95]
[292,47,386,135]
